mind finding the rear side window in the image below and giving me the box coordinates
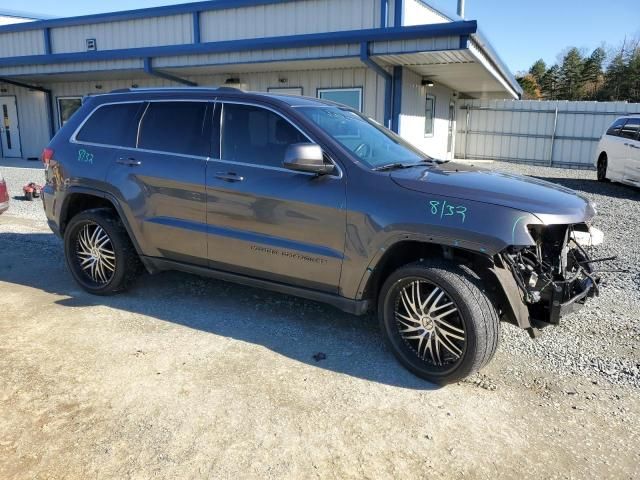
[606,118,627,137]
[221,103,307,167]
[75,103,144,147]
[138,101,213,157]
[619,118,640,140]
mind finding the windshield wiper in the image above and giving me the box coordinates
[373,162,413,171]
[373,159,440,171]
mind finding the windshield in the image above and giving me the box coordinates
[296,106,431,169]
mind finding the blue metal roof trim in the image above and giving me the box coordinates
[0,21,478,67]
[0,0,300,33]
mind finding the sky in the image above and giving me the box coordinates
[12,0,640,74]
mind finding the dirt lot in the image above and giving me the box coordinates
[0,160,638,479]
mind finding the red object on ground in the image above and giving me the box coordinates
[22,182,42,201]
[0,172,9,214]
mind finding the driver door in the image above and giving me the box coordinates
[205,102,347,293]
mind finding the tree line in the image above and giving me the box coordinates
[516,39,640,102]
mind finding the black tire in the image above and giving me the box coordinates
[64,208,141,295]
[597,154,609,182]
[378,260,500,384]
[25,191,33,201]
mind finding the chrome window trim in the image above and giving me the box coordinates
[70,97,343,178]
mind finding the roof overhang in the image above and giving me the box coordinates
[0,20,520,99]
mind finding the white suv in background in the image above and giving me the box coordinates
[595,116,640,186]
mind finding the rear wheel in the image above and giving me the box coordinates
[64,208,141,295]
[597,154,608,182]
[378,260,500,384]
[25,191,33,201]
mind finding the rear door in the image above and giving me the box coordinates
[106,100,213,265]
[603,118,628,181]
[619,118,640,184]
[204,101,346,292]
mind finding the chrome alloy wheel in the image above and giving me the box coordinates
[394,280,466,366]
[75,223,116,284]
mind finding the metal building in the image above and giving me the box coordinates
[0,0,521,160]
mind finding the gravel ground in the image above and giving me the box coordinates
[0,160,46,223]
[0,158,638,479]
[479,161,640,389]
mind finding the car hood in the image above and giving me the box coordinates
[390,162,596,224]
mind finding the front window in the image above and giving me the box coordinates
[317,88,363,111]
[297,106,430,169]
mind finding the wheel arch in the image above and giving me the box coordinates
[357,238,532,330]
[60,187,144,258]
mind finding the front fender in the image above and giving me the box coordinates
[340,191,542,300]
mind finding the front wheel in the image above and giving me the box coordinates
[64,208,141,295]
[378,260,500,384]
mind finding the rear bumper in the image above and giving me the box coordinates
[41,186,61,237]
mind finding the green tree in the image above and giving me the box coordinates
[540,65,560,99]
[558,47,585,100]
[529,59,547,84]
[581,47,606,99]
[517,73,542,99]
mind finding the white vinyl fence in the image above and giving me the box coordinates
[455,100,640,168]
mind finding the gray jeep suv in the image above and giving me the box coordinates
[42,87,600,383]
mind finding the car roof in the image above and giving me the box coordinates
[90,87,338,109]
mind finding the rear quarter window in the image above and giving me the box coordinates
[75,102,145,147]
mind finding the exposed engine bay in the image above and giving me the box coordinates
[501,223,602,328]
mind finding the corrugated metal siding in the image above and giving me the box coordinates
[0,30,44,56]
[455,99,640,167]
[200,0,377,42]
[154,44,361,69]
[0,59,142,76]
[400,68,453,159]
[14,66,383,157]
[402,0,450,26]
[371,36,461,55]
[50,14,192,54]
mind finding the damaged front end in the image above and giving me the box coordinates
[499,223,602,330]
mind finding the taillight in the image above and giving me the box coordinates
[41,148,54,169]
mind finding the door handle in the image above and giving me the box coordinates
[215,172,244,182]
[117,157,142,166]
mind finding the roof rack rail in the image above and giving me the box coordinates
[108,86,244,94]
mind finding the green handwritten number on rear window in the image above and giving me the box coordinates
[428,200,467,223]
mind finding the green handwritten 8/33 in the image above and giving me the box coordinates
[429,200,467,223]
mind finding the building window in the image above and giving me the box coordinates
[267,87,303,96]
[57,97,83,127]
[317,88,363,111]
[425,94,435,137]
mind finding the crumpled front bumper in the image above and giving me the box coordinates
[547,275,599,325]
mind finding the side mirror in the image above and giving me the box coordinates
[283,143,335,175]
